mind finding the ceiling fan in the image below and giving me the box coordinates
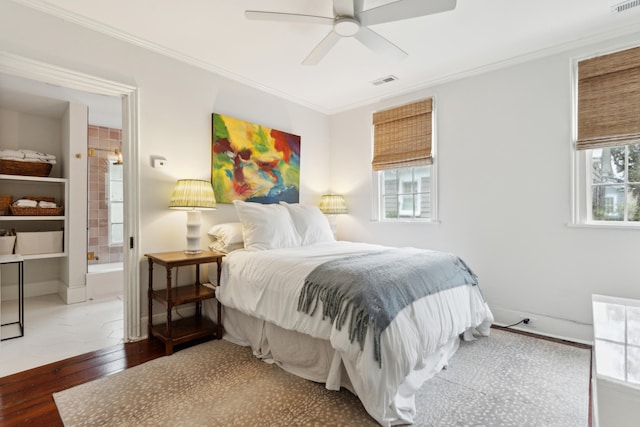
[245,0,457,65]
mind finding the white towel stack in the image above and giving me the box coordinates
[13,199,38,208]
[11,199,58,208]
[38,201,57,208]
[0,149,57,164]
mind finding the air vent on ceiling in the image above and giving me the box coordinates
[611,0,640,13]
[371,75,399,86]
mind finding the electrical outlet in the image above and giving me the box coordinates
[520,315,537,327]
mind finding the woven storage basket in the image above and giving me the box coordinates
[0,159,53,177]
[10,205,63,216]
[0,195,12,215]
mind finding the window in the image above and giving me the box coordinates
[379,166,431,219]
[573,45,640,226]
[108,162,124,245]
[589,145,640,222]
[372,98,436,221]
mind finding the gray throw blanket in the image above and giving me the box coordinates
[297,248,478,367]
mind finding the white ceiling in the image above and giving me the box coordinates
[12,0,640,114]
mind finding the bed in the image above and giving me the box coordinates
[204,201,494,426]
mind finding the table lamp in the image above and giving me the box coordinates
[318,194,347,237]
[169,179,216,254]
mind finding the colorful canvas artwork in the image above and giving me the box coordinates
[211,113,301,204]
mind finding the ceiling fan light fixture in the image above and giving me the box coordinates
[334,18,360,37]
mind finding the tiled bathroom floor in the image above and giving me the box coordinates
[0,294,123,378]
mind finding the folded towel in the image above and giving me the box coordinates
[0,150,25,159]
[38,201,57,208]
[13,199,38,208]
[0,156,27,161]
[0,157,57,165]
[22,150,56,161]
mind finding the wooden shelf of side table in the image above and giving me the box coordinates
[145,250,224,355]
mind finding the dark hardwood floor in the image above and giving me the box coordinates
[0,339,166,426]
[0,328,591,426]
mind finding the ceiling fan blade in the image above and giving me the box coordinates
[302,31,341,65]
[245,10,334,26]
[354,27,407,62]
[333,0,354,17]
[357,0,456,27]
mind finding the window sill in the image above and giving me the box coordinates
[372,219,441,224]
[567,222,640,230]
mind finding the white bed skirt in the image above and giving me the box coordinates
[203,301,465,426]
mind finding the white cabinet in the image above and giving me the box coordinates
[591,294,640,427]
[0,173,68,260]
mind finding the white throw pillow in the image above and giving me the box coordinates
[207,222,244,245]
[279,202,334,245]
[208,240,244,254]
[233,200,301,251]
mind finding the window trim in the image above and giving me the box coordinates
[570,45,640,229]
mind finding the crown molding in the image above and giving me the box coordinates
[328,22,640,114]
[0,50,135,96]
[9,0,327,113]
[10,0,640,116]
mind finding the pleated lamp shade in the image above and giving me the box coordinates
[318,194,347,215]
[169,179,216,210]
[169,180,216,254]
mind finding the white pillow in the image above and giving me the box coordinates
[233,200,301,251]
[209,240,244,254]
[279,202,334,245]
[207,222,244,245]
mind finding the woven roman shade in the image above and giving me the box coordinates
[372,98,433,171]
[576,45,640,150]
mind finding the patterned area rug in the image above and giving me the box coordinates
[53,329,590,426]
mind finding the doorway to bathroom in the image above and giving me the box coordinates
[86,123,125,302]
[0,52,142,375]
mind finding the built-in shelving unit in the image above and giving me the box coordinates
[1,94,88,306]
[0,173,68,260]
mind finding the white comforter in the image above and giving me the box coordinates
[216,241,494,425]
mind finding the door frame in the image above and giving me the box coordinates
[0,51,142,341]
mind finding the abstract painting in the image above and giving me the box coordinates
[211,113,301,204]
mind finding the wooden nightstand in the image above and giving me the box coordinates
[145,250,224,355]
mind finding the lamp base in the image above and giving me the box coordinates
[184,249,202,255]
[326,214,338,239]
[185,210,202,254]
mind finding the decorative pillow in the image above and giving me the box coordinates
[233,200,301,251]
[207,222,244,245]
[208,240,244,254]
[279,202,334,245]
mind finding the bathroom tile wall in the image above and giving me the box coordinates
[87,125,123,265]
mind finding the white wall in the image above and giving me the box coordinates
[329,33,640,343]
[2,1,638,344]
[0,1,331,323]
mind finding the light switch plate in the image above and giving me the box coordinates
[153,158,168,169]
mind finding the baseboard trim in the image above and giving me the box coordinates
[491,306,593,345]
[59,284,87,304]
[1,279,60,300]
